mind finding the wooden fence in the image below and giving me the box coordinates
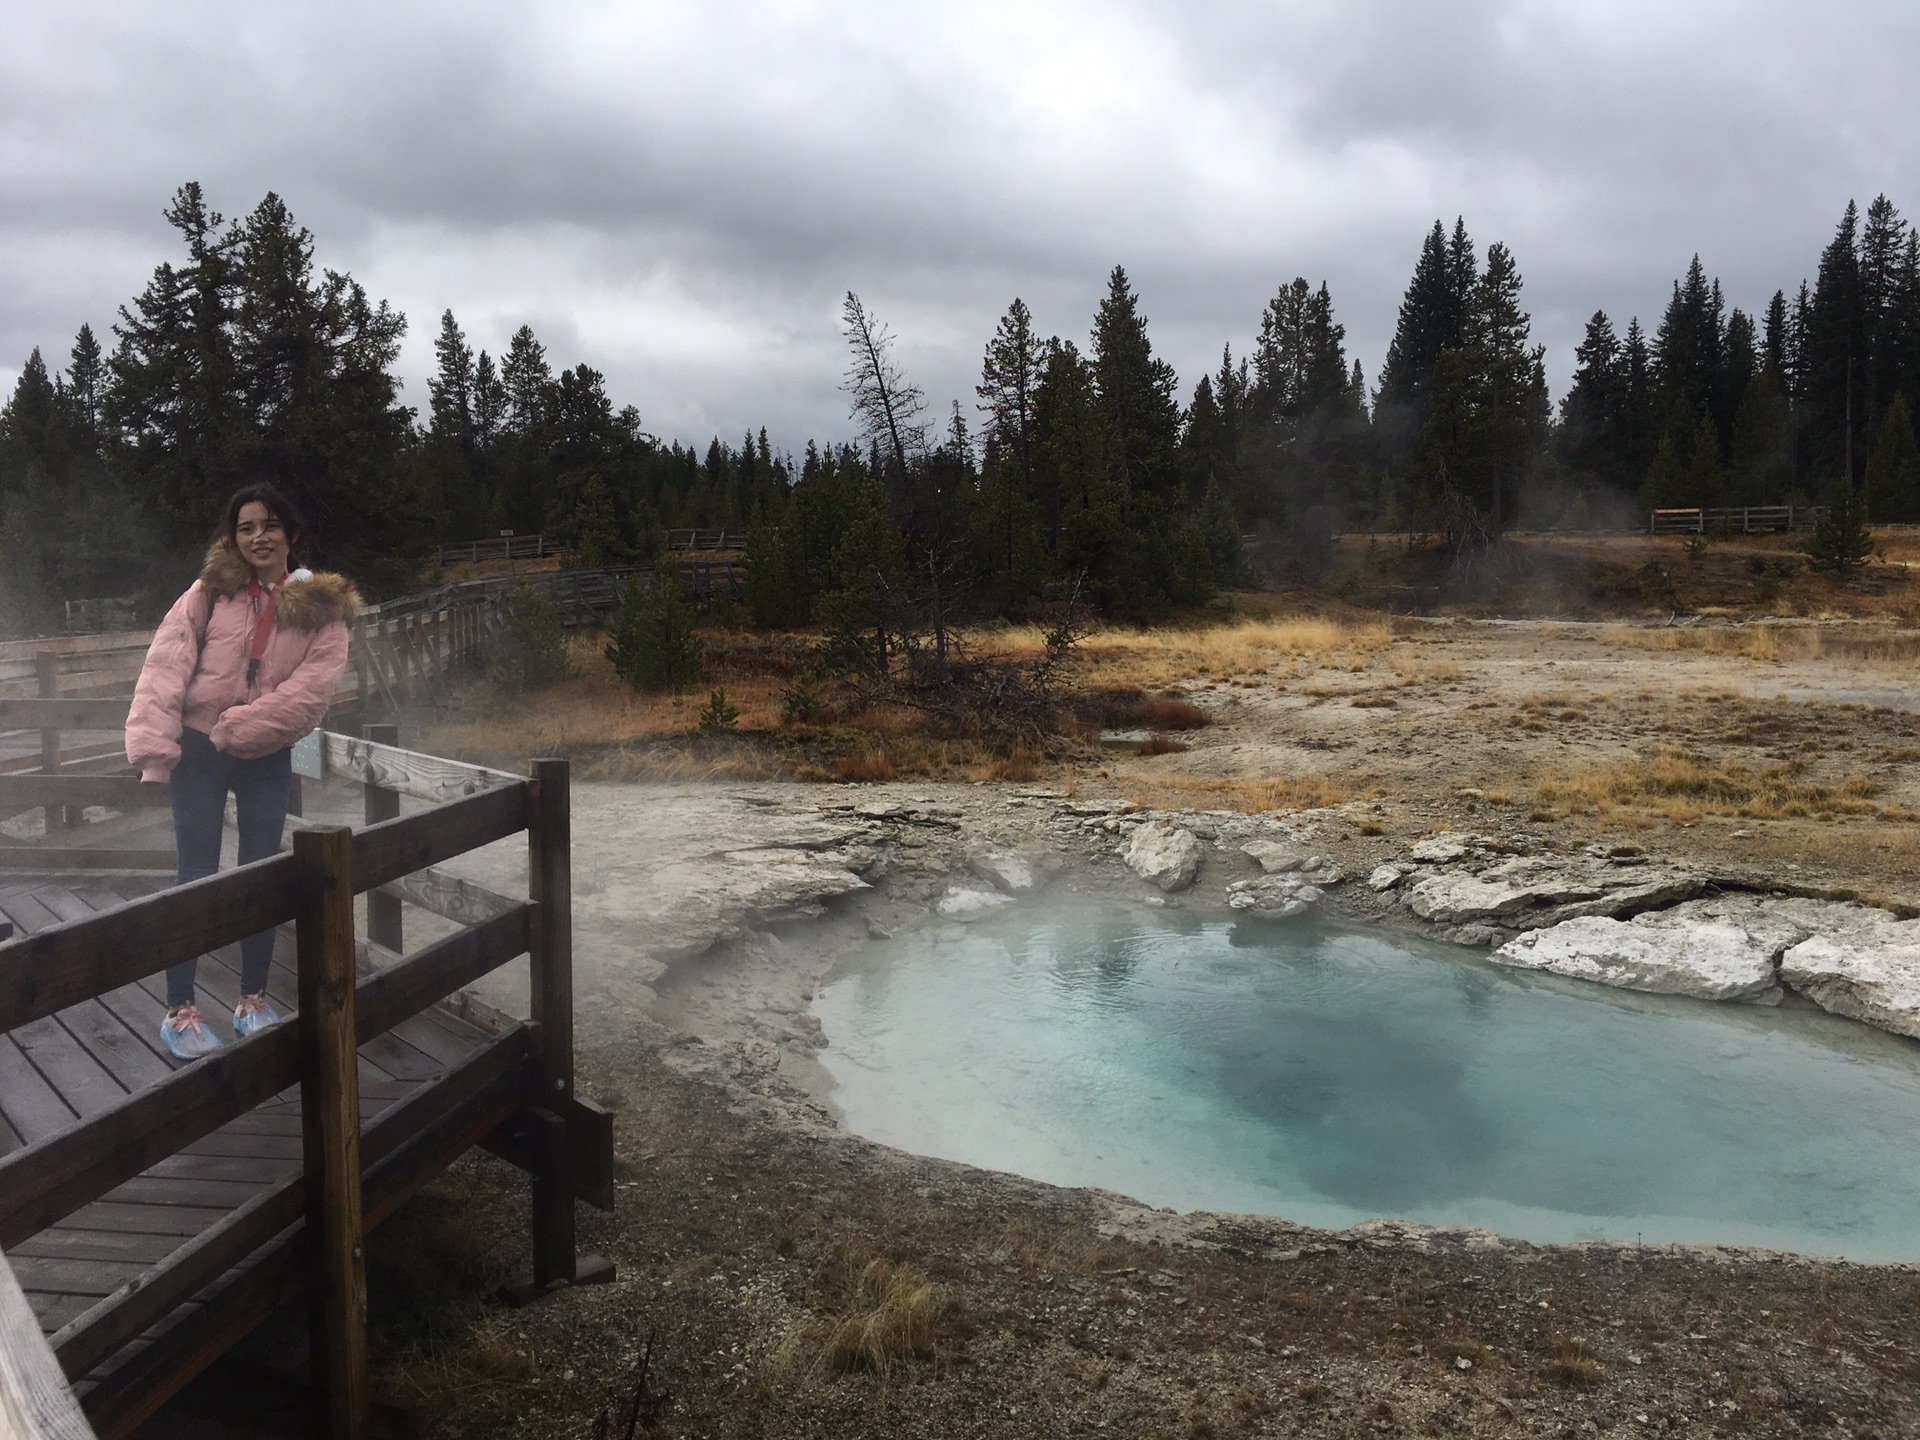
[1648,505,1827,535]
[0,736,613,1437]
[436,529,746,566]
[434,534,563,565]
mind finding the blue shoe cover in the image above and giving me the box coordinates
[233,1000,281,1037]
[160,1009,223,1060]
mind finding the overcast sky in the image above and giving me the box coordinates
[5,1,1918,456]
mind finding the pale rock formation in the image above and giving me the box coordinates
[1121,821,1205,892]
[1367,863,1410,892]
[937,886,1015,921]
[1492,916,1782,1002]
[968,848,1061,893]
[1781,915,1920,1039]
[1403,856,1701,930]
[1407,833,1494,863]
[1241,839,1307,873]
[1226,874,1326,918]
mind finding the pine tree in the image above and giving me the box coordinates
[428,310,476,449]
[605,563,704,691]
[1863,393,1920,522]
[977,297,1046,595]
[1804,202,1867,490]
[1680,412,1724,508]
[501,325,552,434]
[65,324,104,448]
[489,581,571,690]
[1557,311,1623,486]
[106,181,244,530]
[1725,367,1793,506]
[1376,218,1476,470]
[1089,265,1180,515]
[1806,473,1872,573]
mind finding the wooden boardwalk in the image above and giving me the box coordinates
[0,873,494,1348]
[0,712,615,1438]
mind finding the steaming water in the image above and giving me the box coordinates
[813,900,1920,1259]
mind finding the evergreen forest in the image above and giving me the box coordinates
[5,182,1920,635]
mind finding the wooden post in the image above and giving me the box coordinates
[364,724,401,955]
[527,757,575,1288]
[294,825,370,1440]
[354,627,373,721]
[36,653,68,835]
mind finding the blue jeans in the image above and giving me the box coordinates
[165,728,292,1009]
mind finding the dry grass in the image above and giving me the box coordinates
[1135,732,1191,756]
[1543,1334,1601,1388]
[837,748,895,782]
[1601,623,1783,661]
[1390,656,1461,685]
[1125,774,1350,815]
[984,617,1391,690]
[771,1242,941,1384]
[1601,621,1920,665]
[1537,748,1899,821]
[423,632,788,764]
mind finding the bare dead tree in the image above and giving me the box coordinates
[841,292,927,515]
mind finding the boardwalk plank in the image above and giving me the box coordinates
[55,999,173,1094]
[12,1230,181,1266]
[13,1015,130,1116]
[0,1034,79,1140]
[9,1255,146,1298]
[57,1203,224,1238]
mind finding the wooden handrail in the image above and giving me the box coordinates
[0,857,304,1032]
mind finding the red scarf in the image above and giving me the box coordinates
[246,575,284,688]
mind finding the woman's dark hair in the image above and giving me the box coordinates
[222,484,305,557]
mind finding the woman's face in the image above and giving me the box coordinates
[235,501,293,582]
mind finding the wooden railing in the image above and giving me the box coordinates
[435,534,563,564]
[0,740,612,1437]
[663,527,746,552]
[1649,504,1827,534]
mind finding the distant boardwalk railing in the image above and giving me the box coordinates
[436,528,744,566]
[0,730,613,1437]
[1649,505,1826,534]
[434,534,562,565]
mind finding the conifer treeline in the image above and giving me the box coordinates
[4,184,1918,633]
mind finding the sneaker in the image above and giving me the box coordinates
[233,992,280,1037]
[161,1004,223,1060]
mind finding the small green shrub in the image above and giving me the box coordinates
[696,688,740,733]
[605,563,704,692]
[781,672,827,726]
[487,582,571,691]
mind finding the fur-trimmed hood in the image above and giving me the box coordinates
[197,539,362,630]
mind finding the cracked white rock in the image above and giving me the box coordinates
[1367,864,1409,892]
[1492,916,1783,1002]
[1407,832,1492,863]
[1241,839,1306,873]
[1226,875,1325,918]
[1122,821,1205,892]
[937,886,1015,921]
[1781,917,1920,1039]
[1404,857,1700,928]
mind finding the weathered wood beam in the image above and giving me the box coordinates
[320,731,519,804]
[350,782,528,894]
[0,847,175,872]
[0,856,302,1031]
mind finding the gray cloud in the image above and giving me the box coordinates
[4,1,1918,454]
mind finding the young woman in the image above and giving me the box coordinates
[126,485,360,1059]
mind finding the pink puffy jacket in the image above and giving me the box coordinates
[126,540,362,782]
